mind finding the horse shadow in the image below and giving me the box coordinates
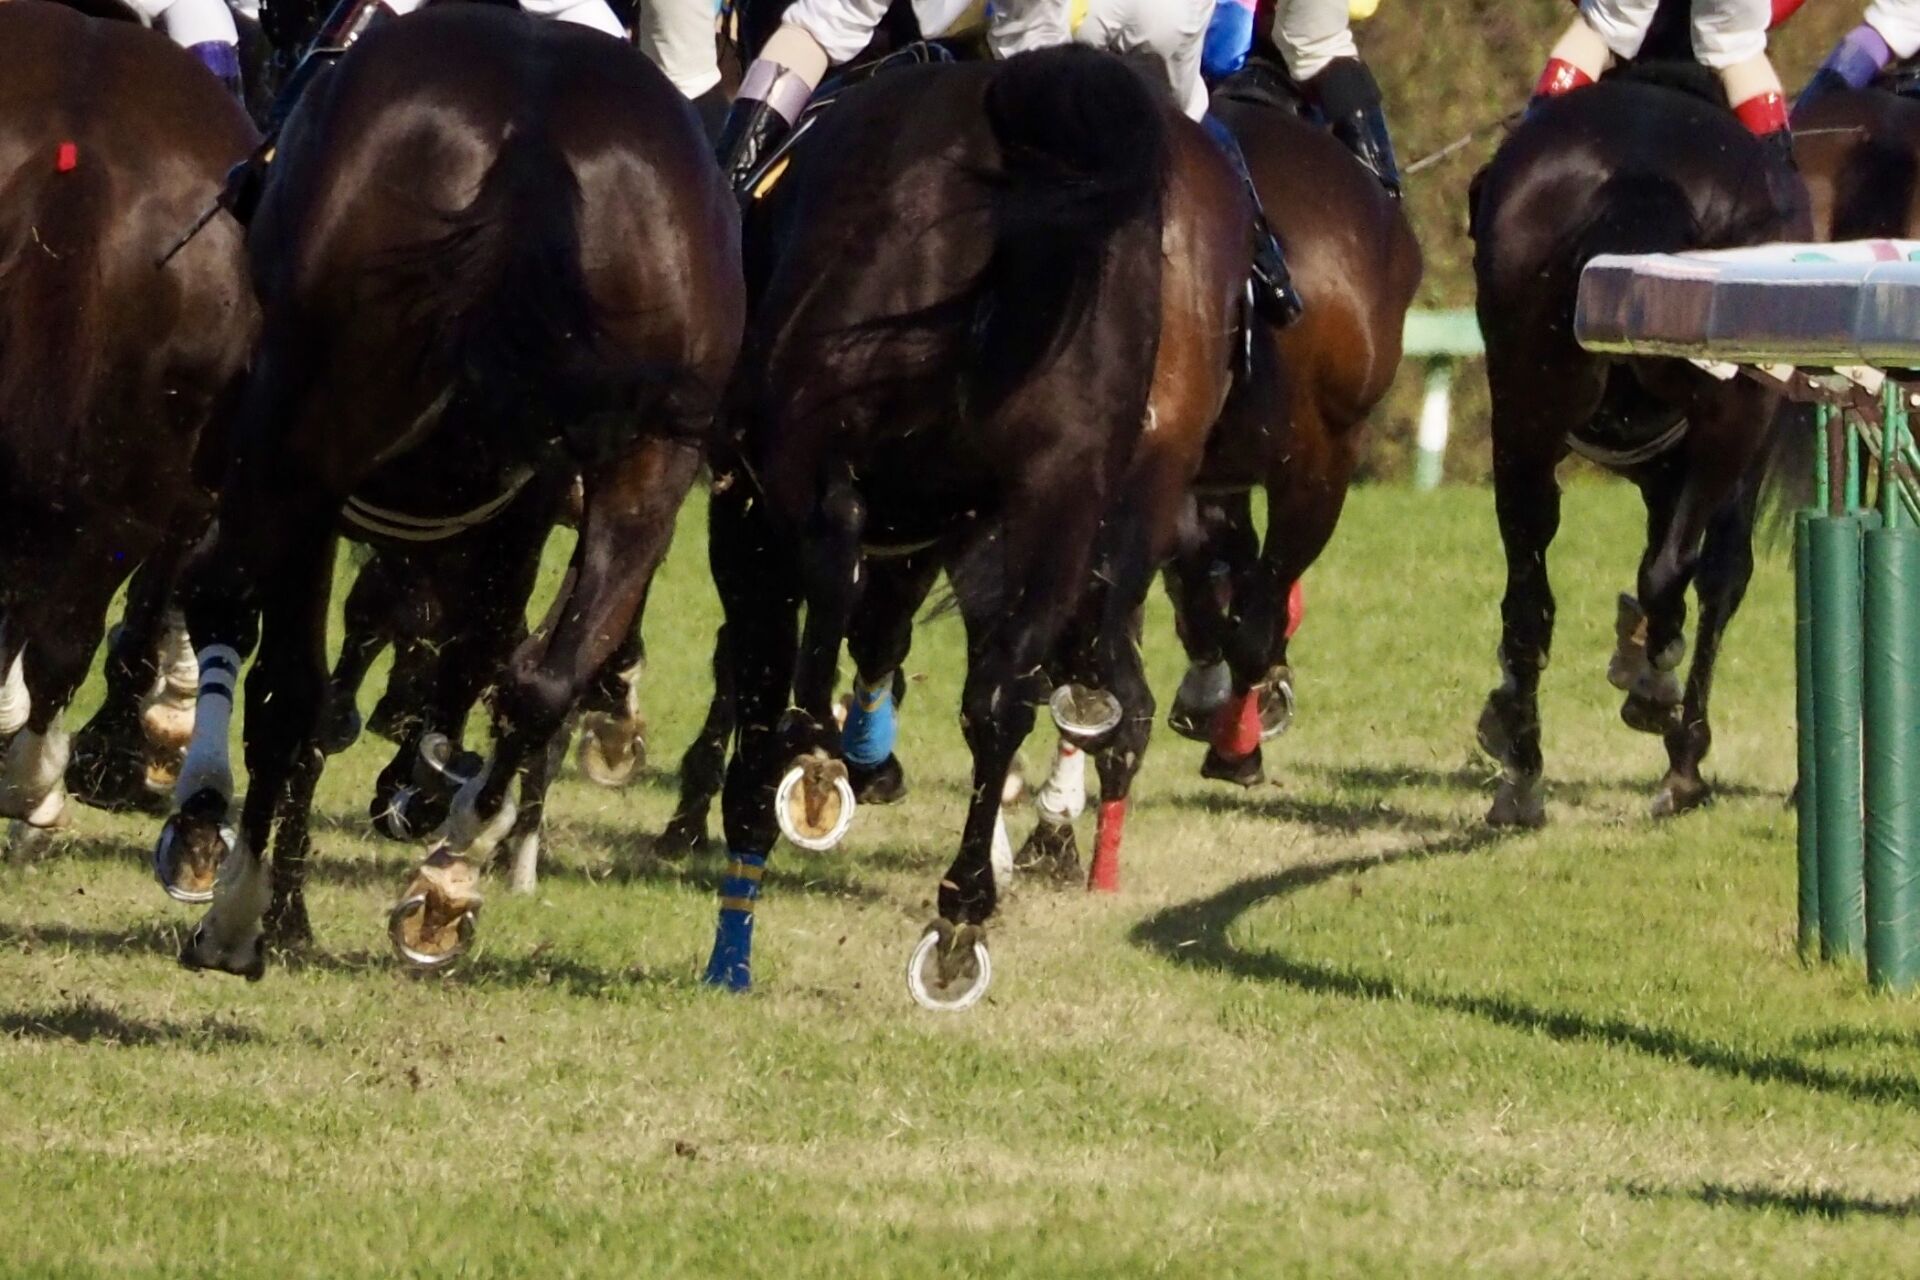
[1129,827,1920,1112]
[0,996,258,1047]
[1622,1180,1920,1220]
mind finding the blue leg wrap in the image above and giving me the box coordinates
[842,675,897,768]
[703,850,766,991]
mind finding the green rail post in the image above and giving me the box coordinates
[1864,384,1920,991]
[1810,402,1868,961]
[1795,506,1820,958]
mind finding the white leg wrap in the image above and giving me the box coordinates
[0,727,69,825]
[438,765,519,857]
[157,612,199,698]
[0,653,28,739]
[508,828,540,894]
[1035,739,1088,825]
[990,809,1014,885]
[175,646,239,803]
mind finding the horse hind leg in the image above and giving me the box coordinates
[841,553,939,806]
[68,551,175,812]
[1477,441,1562,829]
[575,624,647,789]
[1652,489,1757,817]
[658,622,733,856]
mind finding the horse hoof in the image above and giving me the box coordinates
[387,892,478,972]
[655,811,709,858]
[1013,820,1081,884]
[179,923,266,982]
[1200,746,1264,789]
[1258,669,1295,740]
[1651,774,1710,818]
[370,784,438,842]
[1621,690,1682,736]
[318,700,363,756]
[1168,661,1231,742]
[906,919,992,1012]
[1486,776,1546,829]
[1049,684,1122,742]
[849,754,908,806]
[153,814,235,904]
[775,751,855,852]
[576,712,644,789]
[6,820,59,859]
[65,737,151,813]
[1474,696,1513,761]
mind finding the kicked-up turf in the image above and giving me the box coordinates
[4,478,1917,1277]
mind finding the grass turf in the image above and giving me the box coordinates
[5,479,1918,1277]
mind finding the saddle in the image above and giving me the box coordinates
[1875,58,1920,101]
[1212,55,1318,122]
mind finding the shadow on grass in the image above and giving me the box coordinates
[1,998,257,1047]
[1624,1180,1920,1219]
[1301,761,1777,807]
[1130,830,1920,1110]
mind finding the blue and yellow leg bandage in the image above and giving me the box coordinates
[842,674,896,768]
[704,851,766,991]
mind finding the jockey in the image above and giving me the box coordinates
[1201,0,1401,198]
[716,0,1307,325]
[1798,2,1920,109]
[1530,1,1796,166]
[128,0,243,96]
[219,0,627,221]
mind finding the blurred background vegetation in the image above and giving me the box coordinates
[1355,0,1856,482]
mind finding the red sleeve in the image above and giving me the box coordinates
[1770,0,1808,28]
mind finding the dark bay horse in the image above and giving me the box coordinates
[158,3,743,978]
[1157,63,1421,791]
[1470,68,1808,828]
[0,1,257,842]
[703,47,1243,1001]
[1794,82,1920,238]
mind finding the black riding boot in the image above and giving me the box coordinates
[716,62,812,203]
[1201,113,1304,328]
[1310,57,1401,199]
[219,0,394,224]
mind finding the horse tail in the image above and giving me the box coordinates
[974,45,1169,411]
[391,123,642,444]
[0,152,111,512]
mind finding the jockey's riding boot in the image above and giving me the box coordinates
[691,84,732,146]
[716,61,813,203]
[1310,58,1401,199]
[218,0,395,225]
[1201,113,1304,328]
[187,40,244,100]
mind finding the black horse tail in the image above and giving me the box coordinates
[392,123,659,453]
[0,152,110,511]
[973,45,1170,412]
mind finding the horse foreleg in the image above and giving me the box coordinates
[659,622,733,856]
[69,548,177,811]
[842,553,939,805]
[319,550,401,755]
[1479,440,1562,829]
[1163,490,1253,742]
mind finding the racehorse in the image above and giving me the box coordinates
[0,0,257,843]
[1156,58,1421,792]
[1794,78,1920,239]
[700,46,1243,1001]
[157,2,743,978]
[1470,65,1809,828]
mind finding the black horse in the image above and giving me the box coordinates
[1470,65,1808,827]
[156,3,743,978]
[700,47,1243,1001]
[0,1,257,844]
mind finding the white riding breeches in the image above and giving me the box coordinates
[640,0,723,96]
[123,0,238,48]
[1579,0,1768,69]
[1271,0,1357,82]
[1068,0,1216,119]
[1867,0,1920,60]
[385,0,627,38]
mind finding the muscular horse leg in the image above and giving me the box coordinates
[707,478,802,990]
[1163,490,1254,740]
[574,617,649,789]
[1478,437,1562,829]
[319,549,401,755]
[68,547,179,810]
[1653,482,1756,816]
[841,553,939,805]
[261,536,339,949]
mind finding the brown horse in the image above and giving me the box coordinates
[156,3,743,978]
[701,47,1242,1002]
[1470,67,1808,828]
[1157,62,1421,791]
[1795,82,1920,239]
[0,1,257,843]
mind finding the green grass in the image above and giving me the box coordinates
[7,479,1920,1277]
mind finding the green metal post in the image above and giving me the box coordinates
[1865,386,1920,991]
[1810,502,1868,962]
[1795,508,1821,958]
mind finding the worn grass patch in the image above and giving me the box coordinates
[3,480,1915,1277]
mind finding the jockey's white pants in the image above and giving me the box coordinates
[784,0,1214,117]
[1270,0,1358,82]
[1579,0,1769,69]
[640,0,723,97]
[1866,0,1920,60]
[124,0,237,49]
[385,0,627,40]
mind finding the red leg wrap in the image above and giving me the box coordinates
[1088,798,1126,893]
